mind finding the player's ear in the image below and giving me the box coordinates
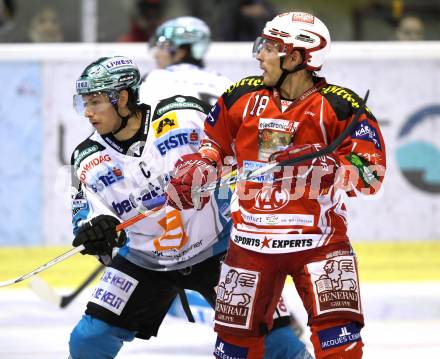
[174,47,188,63]
[117,90,129,108]
[284,50,303,70]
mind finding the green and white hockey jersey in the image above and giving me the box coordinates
[71,96,231,271]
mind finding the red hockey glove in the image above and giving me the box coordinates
[269,143,341,189]
[167,153,218,210]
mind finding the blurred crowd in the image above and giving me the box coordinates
[0,0,437,43]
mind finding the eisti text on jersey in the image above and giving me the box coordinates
[202,76,386,254]
[71,96,231,271]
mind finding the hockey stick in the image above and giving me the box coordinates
[177,288,196,323]
[29,264,104,308]
[2,92,369,288]
[0,203,164,288]
[198,90,370,193]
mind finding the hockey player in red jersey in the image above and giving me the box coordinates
[168,11,386,359]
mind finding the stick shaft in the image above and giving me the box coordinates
[60,265,104,308]
[0,202,165,288]
[0,245,84,288]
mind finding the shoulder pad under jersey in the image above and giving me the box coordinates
[321,84,377,122]
[71,138,106,169]
[222,76,265,109]
[152,95,211,121]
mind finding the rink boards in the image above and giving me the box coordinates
[0,42,440,247]
[1,240,439,289]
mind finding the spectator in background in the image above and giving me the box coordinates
[395,14,425,41]
[0,0,15,33]
[184,0,276,41]
[28,6,63,42]
[118,0,164,42]
[220,0,276,41]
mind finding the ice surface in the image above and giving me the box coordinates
[1,283,439,358]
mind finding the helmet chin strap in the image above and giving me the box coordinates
[112,106,131,135]
[274,55,307,92]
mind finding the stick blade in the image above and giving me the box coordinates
[28,276,62,307]
[0,278,18,288]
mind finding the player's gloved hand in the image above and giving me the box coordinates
[269,143,341,188]
[72,215,127,256]
[167,153,218,210]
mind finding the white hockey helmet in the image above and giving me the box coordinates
[152,16,211,60]
[253,12,331,71]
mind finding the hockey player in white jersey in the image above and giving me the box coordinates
[68,57,311,359]
[69,55,230,358]
[140,16,232,107]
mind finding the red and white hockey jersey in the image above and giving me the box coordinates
[202,76,386,254]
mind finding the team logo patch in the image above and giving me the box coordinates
[257,118,299,161]
[102,57,134,70]
[76,80,89,90]
[127,140,145,157]
[351,120,382,149]
[153,112,179,138]
[274,296,290,318]
[243,160,273,183]
[89,268,138,315]
[72,198,88,210]
[206,103,220,127]
[215,263,259,329]
[240,207,314,227]
[258,118,298,133]
[89,165,124,192]
[292,12,315,24]
[225,77,263,95]
[309,256,361,315]
[214,337,248,359]
[175,96,186,102]
[154,128,201,156]
[71,189,88,217]
[73,143,106,169]
[79,154,112,182]
[318,322,361,350]
[253,186,290,212]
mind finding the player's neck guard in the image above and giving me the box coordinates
[112,114,130,135]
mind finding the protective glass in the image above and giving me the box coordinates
[149,35,174,52]
[73,92,117,116]
[252,37,284,57]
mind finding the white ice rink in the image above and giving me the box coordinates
[1,282,440,358]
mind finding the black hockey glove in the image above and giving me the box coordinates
[72,215,127,256]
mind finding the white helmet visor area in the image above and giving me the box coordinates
[252,36,286,58]
[150,36,174,51]
[73,91,118,117]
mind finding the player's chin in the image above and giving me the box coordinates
[262,73,276,87]
[95,125,109,135]
[94,126,103,134]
